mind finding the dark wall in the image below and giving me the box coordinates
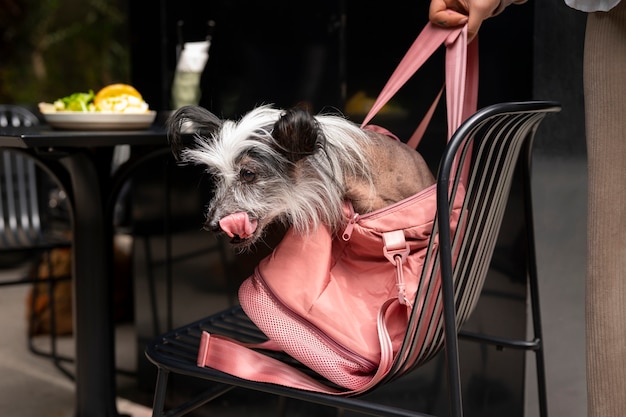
[129,1,534,115]
[533,1,587,156]
[129,1,585,157]
[129,0,537,170]
[129,0,342,116]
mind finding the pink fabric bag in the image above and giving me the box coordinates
[198,22,478,395]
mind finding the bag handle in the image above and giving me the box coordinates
[361,23,478,159]
[197,21,477,395]
[198,297,399,395]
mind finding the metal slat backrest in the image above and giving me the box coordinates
[0,151,43,248]
[388,102,560,383]
[0,104,39,128]
[0,106,44,249]
[0,105,76,379]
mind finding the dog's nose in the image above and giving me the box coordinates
[204,219,222,233]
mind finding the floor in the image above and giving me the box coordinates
[0,154,587,417]
[0,269,152,417]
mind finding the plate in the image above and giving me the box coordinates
[42,111,157,131]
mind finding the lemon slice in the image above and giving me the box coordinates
[94,83,149,113]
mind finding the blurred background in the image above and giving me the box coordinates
[0,0,130,104]
[0,1,588,417]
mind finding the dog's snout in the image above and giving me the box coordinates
[204,219,222,233]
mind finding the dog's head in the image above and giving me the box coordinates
[167,105,345,249]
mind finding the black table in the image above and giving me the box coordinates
[0,125,169,417]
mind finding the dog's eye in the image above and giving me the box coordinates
[240,169,256,183]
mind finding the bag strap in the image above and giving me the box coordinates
[197,21,477,395]
[198,296,400,395]
[361,23,478,186]
[198,331,345,393]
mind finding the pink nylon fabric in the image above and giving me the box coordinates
[251,188,437,365]
[238,186,464,390]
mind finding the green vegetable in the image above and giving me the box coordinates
[54,90,95,112]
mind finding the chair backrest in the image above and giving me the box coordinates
[384,101,557,371]
[0,151,45,248]
[385,101,560,415]
[0,106,45,248]
[0,104,40,128]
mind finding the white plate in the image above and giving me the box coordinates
[42,111,157,131]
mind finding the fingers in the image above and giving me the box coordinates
[430,9,469,28]
[465,1,499,41]
[466,13,484,41]
[429,0,500,42]
[429,0,469,27]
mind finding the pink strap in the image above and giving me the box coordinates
[407,87,444,149]
[198,332,343,393]
[361,23,478,162]
[197,297,399,395]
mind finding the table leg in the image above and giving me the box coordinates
[62,151,122,417]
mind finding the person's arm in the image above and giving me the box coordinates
[429,0,527,41]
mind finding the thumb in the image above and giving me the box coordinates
[466,14,484,41]
[430,9,469,28]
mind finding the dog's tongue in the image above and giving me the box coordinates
[219,212,258,239]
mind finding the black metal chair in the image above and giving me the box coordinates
[144,101,561,417]
[0,105,74,379]
[0,105,40,128]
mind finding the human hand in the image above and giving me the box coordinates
[429,0,501,41]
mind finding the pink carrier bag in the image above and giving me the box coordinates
[197,22,478,394]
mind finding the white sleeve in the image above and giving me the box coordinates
[565,0,621,12]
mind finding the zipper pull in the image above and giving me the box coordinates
[342,211,359,241]
[383,230,412,307]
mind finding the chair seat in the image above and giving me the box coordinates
[146,306,335,387]
[145,306,439,417]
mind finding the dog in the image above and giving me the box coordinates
[167,104,435,249]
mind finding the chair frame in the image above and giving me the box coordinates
[0,105,75,379]
[0,105,40,128]
[0,148,74,379]
[145,101,561,417]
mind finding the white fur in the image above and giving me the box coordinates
[179,105,376,240]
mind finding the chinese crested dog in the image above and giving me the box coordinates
[167,104,435,249]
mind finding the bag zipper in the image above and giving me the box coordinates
[341,184,437,241]
[254,271,378,372]
[342,209,359,241]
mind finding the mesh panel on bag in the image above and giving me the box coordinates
[239,276,377,391]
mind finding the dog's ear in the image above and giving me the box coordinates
[271,107,323,163]
[166,105,222,160]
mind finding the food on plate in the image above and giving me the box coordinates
[93,84,149,113]
[55,90,96,112]
[38,83,150,114]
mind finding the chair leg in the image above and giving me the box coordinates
[523,141,549,417]
[46,274,75,380]
[144,237,162,337]
[152,368,170,417]
[26,252,74,380]
[151,367,236,417]
[527,256,548,417]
